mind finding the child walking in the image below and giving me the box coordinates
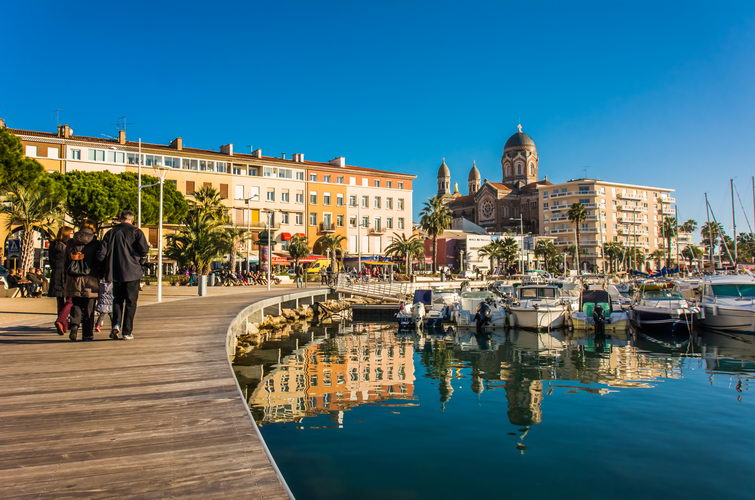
[94,281,114,335]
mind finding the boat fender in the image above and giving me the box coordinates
[711,305,718,316]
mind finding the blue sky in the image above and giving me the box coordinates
[2,1,754,235]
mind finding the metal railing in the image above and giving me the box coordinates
[334,274,412,302]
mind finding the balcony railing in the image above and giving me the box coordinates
[617,192,644,201]
[318,222,335,233]
[370,226,386,235]
[659,196,676,204]
[618,204,647,212]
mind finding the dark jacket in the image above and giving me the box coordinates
[47,240,67,297]
[64,229,102,299]
[97,222,149,283]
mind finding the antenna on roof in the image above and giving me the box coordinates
[54,108,63,126]
[115,116,135,133]
[247,145,254,154]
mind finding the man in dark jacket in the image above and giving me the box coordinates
[97,210,149,340]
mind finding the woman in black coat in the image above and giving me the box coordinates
[49,226,73,335]
[64,225,101,341]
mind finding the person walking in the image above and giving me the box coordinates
[97,210,149,340]
[50,226,74,335]
[94,280,114,333]
[294,264,303,288]
[65,224,101,341]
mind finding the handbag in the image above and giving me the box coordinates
[67,252,91,276]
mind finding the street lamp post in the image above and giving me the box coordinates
[510,215,525,274]
[261,209,278,291]
[153,164,169,303]
[245,195,260,272]
[137,138,142,228]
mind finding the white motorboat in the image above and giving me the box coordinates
[450,291,507,327]
[628,281,698,334]
[396,302,425,329]
[698,274,755,334]
[570,289,629,332]
[508,284,569,330]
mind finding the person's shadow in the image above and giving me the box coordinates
[0,325,105,344]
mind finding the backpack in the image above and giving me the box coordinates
[68,252,91,276]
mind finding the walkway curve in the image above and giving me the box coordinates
[0,287,327,499]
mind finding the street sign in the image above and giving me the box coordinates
[6,240,20,257]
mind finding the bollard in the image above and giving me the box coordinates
[198,274,208,296]
[208,273,216,287]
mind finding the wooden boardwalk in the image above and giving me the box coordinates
[0,288,306,499]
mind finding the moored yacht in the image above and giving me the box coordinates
[698,274,755,334]
[508,284,569,330]
[570,289,629,332]
[450,291,507,327]
[629,281,698,334]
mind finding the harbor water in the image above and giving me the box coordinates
[234,324,755,500]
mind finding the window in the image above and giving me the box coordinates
[374,197,381,209]
[398,182,404,189]
[232,166,242,175]
[349,216,357,227]
[295,213,303,225]
[199,160,212,171]
[398,217,405,229]
[309,212,317,225]
[309,192,317,204]
[361,196,368,208]
[374,180,380,187]
[337,215,344,227]
[386,197,393,210]
[323,193,331,205]
[88,149,105,162]
[361,178,368,186]
[295,171,304,180]
[387,217,393,229]
[349,176,357,185]
[397,198,405,210]
[145,154,162,166]
[48,147,59,159]
[163,156,179,168]
[186,181,195,194]
[309,173,317,182]
[281,212,290,224]
[374,217,382,231]
[70,148,81,160]
[361,216,368,227]
[281,190,290,202]
[323,213,332,228]
[182,158,198,170]
[215,161,228,173]
[295,191,304,204]
[234,185,244,200]
[25,145,38,156]
[336,194,344,206]
[266,189,275,201]
[349,195,357,207]
[219,184,229,199]
[107,151,125,163]
[337,176,344,184]
[324,175,331,183]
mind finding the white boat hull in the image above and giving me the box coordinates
[570,312,629,332]
[509,306,566,330]
[699,305,755,334]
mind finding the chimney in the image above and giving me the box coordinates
[220,143,234,156]
[544,175,548,182]
[251,148,263,158]
[57,124,73,138]
[170,137,183,150]
[292,153,304,162]
[329,156,346,167]
[281,153,286,159]
[118,130,126,144]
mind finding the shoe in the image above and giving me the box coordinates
[109,330,120,340]
[83,336,94,342]
[55,321,66,335]
[122,334,134,340]
[95,325,101,333]
[69,326,78,341]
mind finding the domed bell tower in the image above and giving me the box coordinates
[501,124,538,186]
[437,158,451,196]
[468,161,481,195]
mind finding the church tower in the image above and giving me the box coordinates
[437,158,451,196]
[468,161,480,194]
[501,124,539,186]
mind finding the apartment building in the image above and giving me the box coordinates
[5,122,414,266]
[538,179,677,271]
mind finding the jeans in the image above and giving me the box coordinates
[70,297,96,339]
[113,280,140,336]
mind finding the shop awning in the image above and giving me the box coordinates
[280,232,292,241]
[295,233,306,238]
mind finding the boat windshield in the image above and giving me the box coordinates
[642,289,683,300]
[520,287,557,299]
[711,284,755,298]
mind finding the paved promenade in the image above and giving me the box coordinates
[0,285,306,498]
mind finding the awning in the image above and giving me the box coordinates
[295,233,306,238]
[271,256,290,264]
[280,232,292,241]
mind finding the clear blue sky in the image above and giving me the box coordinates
[2,1,754,235]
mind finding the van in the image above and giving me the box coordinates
[306,259,337,274]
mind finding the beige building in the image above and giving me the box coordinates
[538,179,677,271]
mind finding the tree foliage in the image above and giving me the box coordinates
[0,128,46,190]
[420,196,452,273]
[567,202,587,272]
[288,235,309,267]
[385,233,424,274]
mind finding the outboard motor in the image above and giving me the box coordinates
[475,301,493,329]
[593,304,606,335]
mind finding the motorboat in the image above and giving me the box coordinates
[628,281,699,334]
[450,291,507,327]
[697,274,755,334]
[570,289,629,332]
[396,301,425,330]
[413,289,457,330]
[508,284,569,330]
[607,284,632,310]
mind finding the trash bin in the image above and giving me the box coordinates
[208,273,216,287]
[198,275,208,296]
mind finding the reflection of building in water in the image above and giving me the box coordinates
[251,325,415,425]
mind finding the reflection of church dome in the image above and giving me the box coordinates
[437,158,450,177]
[468,161,480,181]
[504,125,536,150]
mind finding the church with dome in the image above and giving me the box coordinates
[437,125,552,234]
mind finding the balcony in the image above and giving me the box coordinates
[616,215,647,224]
[659,196,676,204]
[659,207,675,215]
[618,204,646,212]
[318,222,336,234]
[617,192,644,201]
[370,226,386,235]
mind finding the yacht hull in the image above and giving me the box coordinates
[510,307,566,331]
[571,312,629,332]
[699,305,755,334]
[630,308,695,334]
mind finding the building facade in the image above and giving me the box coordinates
[538,179,677,271]
[4,122,415,266]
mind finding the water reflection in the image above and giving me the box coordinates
[234,325,755,428]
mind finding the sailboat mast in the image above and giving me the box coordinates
[705,193,714,268]
[674,204,680,271]
[730,178,737,264]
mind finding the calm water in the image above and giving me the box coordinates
[234,324,755,500]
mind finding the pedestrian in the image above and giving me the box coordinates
[320,267,327,285]
[294,264,303,288]
[97,210,149,341]
[94,280,114,333]
[65,224,101,341]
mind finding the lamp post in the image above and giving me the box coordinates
[261,209,278,291]
[245,194,260,272]
[153,164,169,302]
[137,138,142,228]
[510,215,525,274]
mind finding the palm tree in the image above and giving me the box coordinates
[701,221,725,264]
[385,233,424,275]
[568,202,587,273]
[0,184,63,272]
[678,219,697,234]
[534,240,558,273]
[191,185,227,222]
[315,234,346,272]
[660,216,677,268]
[288,235,309,268]
[498,237,520,273]
[602,242,624,273]
[564,245,577,272]
[419,196,452,273]
[625,247,645,271]
[478,242,502,272]
[650,249,666,270]
[681,244,704,270]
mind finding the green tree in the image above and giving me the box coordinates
[57,171,132,230]
[678,219,697,234]
[288,235,309,268]
[385,233,424,275]
[602,241,624,273]
[419,196,452,273]
[0,184,63,272]
[119,172,188,226]
[701,221,725,264]
[0,128,46,190]
[650,249,666,269]
[314,234,346,272]
[568,202,587,272]
[681,244,704,269]
[534,239,558,273]
[660,216,677,267]
[220,226,248,272]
